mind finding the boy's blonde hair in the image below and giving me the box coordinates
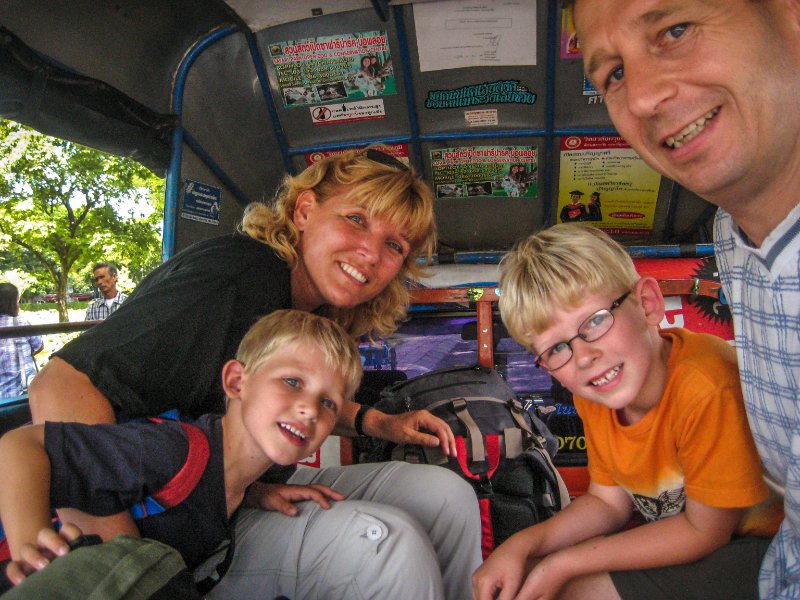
[236,309,363,399]
[240,145,436,339]
[499,224,639,348]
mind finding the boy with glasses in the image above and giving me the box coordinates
[472,224,780,600]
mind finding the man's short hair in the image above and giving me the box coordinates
[93,262,118,277]
[236,309,363,400]
[499,224,639,349]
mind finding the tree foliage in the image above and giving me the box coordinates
[0,119,164,321]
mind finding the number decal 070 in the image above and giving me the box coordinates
[557,435,587,451]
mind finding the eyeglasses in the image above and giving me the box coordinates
[364,148,410,172]
[534,291,631,372]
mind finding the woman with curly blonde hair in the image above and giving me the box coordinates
[29,146,481,600]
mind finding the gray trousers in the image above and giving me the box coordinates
[196,462,482,600]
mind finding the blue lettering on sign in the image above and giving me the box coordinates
[554,403,577,416]
[181,179,221,226]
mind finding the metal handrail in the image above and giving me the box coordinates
[0,321,100,339]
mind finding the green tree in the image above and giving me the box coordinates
[0,119,164,321]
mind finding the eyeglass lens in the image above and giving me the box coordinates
[536,291,629,371]
[539,309,614,370]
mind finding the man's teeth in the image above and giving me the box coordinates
[340,262,367,283]
[591,365,621,386]
[279,423,306,439]
[666,108,719,148]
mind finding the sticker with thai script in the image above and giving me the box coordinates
[426,80,536,109]
[310,99,385,125]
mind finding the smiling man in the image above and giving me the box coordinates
[571,1,800,598]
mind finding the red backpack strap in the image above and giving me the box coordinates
[130,418,210,519]
[454,434,501,480]
[0,537,9,562]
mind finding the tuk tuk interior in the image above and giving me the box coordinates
[0,0,730,497]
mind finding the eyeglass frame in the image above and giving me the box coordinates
[533,291,631,372]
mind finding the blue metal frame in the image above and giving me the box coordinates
[164,24,239,261]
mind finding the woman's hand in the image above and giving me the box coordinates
[369,410,457,457]
[5,523,82,586]
[245,482,345,516]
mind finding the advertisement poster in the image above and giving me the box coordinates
[304,143,409,167]
[558,136,661,235]
[560,6,581,58]
[267,31,395,107]
[430,146,538,199]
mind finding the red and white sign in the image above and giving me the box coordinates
[310,98,385,125]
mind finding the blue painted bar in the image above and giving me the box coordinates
[164,25,239,261]
[244,29,294,175]
[394,6,424,173]
[182,130,251,207]
[422,243,715,266]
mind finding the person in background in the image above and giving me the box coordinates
[570,0,800,596]
[0,283,43,399]
[84,263,127,321]
[586,192,602,222]
[560,190,588,223]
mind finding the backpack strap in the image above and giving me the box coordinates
[455,434,501,480]
[502,427,523,459]
[130,419,210,520]
[0,520,8,562]
[506,401,572,510]
[451,398,485,462]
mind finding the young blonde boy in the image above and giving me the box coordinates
[0,310,361,588]
[473,224,781,600]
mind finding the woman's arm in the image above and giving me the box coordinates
[29,335,43,356]
[0,426,54,558]
[333,400,457,457]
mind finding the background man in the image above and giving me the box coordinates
[572,0,800,597]
[85,262,127,321]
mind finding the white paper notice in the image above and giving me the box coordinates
[414,0,537,72]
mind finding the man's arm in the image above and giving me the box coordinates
[0,426,55,557]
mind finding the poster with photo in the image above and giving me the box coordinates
[268,31,396,107]
[558,136,661,235]
[430,146,538,199]
[560,6,581,58]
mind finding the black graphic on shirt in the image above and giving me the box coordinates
[631,487,685,521]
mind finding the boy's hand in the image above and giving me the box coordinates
[472,534,533,600]
[5,523,82,586]
[247,482,345,516]
[370,410,458,457]
[513,552,572,600]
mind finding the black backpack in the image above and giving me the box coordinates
[358,364,571,558]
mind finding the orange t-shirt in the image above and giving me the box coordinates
[574,328,781,537]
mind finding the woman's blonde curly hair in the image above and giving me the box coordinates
[240,145,436,339]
